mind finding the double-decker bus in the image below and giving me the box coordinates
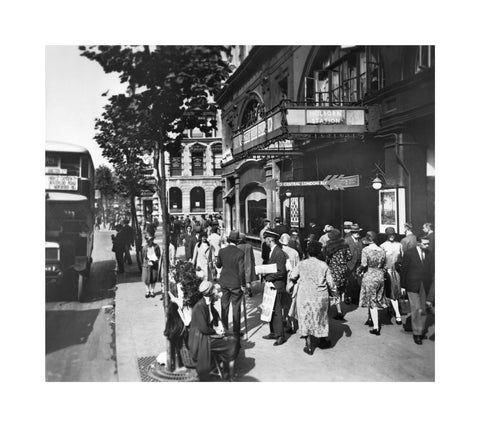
[45,141,95,300]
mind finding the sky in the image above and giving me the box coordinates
[45,46,126,168]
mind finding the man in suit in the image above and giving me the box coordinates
[401,222,417,253]
[262,229,288,346]
[344,223,363,305]
[401,237,433,345]
[273,217,288,236]
[259,219,271,265]
[182,224,197,262]
[237,233,257,297]
[216,230,246,337]
[307,220,321,240]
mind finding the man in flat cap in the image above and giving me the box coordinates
[262,229,288,346]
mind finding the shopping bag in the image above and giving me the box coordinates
[398,293,411,315]
[260,284,277,322]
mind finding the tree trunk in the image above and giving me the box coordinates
[154,139,174,372]
[129,193,142,271]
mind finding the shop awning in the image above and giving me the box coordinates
[45,192,87,202]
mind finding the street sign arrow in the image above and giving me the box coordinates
[322,174,360,190]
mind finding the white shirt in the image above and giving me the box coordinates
[416,246,424,262]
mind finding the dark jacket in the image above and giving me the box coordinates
[265,244,288,292]
[216,244,245,288]
[345,235,363,271]
[400,246,433,294]
[182,232,197,261]
[188,298,220,376]
[237,242,258,283]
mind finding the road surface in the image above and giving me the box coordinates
[45,229,118,381]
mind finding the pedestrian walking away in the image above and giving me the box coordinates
[323,228,352,320]
[141,232,162,298]
[216,230,246,338]
[358,231,387,336]
[237,232,257,297]
[344,223,363,305]
[279,233,300,333]
[290,240,337,355]
[381,227,404,325]
[182,224,197,262]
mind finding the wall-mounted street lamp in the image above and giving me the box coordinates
[371,175,383,190]
[285,189,292,198]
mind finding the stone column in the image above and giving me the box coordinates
[234,175,241,231]
[264,163,273,222]
[183,145,191,176]
[205,144,213,176]
[272,161,281,220]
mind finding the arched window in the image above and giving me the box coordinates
[240,96,263,128]
[169,187,182,211]
[213,187,223,213]
[190,187,205,212]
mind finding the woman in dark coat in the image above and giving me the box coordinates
[323,228,352,320]
[141,232,162,298]
[188,281,239,381]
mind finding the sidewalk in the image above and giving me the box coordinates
[115,241,435,382]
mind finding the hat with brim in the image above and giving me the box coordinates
[199,280,214,295]
[228,230,240,243]
[351,224,363,232]
[264,229,280,239]
[279,233,290,245]
[323,224,333,233]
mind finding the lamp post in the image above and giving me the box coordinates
[371,175,383,190]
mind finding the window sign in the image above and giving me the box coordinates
[45,175,78,191]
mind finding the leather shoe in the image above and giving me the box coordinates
[273,337,286,346]
[369,328,381,336]
[395,318,402,325]
[303,345,314,355]
[365,319,373,327]
[262,333,276,340]
[413,335,423,345]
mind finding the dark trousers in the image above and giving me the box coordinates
[124,245,132,265]
[115,250,124,273]
[221,286,243,336]
[269,291,285,338]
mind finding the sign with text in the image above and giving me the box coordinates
[45,175,78,191]
[306,109,346,125]
[277,175,360,191]
[45,167,67,175]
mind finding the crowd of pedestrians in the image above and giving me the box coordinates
[110,212,435,380]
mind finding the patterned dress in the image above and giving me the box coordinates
[359,244,387,309]
[290,257,337,338]
[380,240,403,300]
[326,244,352,303]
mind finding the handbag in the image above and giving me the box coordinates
[398,293,411,315]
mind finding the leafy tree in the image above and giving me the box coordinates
[80,45,232,372]
[94,93,155,267]
[95,165,116,225]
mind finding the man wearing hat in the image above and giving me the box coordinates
[280,233,300,333]
[344,223,363,305]
[260,219,272,265]
[343,221,353,238]
[216,230,246,338]
[262,229,288,346]
[307,220,321,241]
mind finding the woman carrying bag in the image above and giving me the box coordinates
[192,232,214,281]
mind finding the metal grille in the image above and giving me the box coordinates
[137,356,160,382]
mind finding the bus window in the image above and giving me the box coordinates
[81,157,89,178]
[46,155,60,167]
[60,154,80,176]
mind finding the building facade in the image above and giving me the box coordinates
[135,125,224,224]
[217,46,434,240]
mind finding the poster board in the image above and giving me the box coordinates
[260,285,277,322]
[378,188,406,233]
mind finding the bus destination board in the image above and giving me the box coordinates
[45,175,78,191]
